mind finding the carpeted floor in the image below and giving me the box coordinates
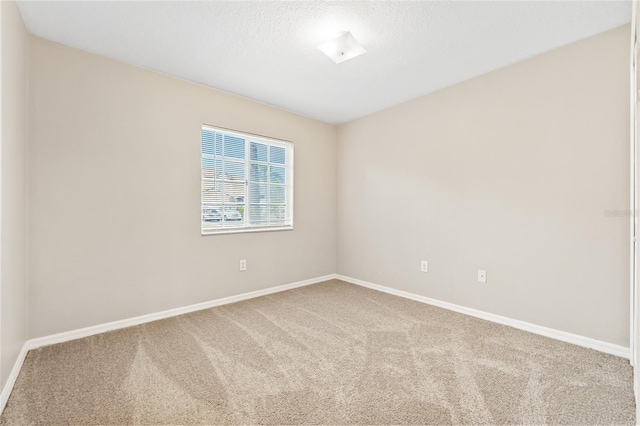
[0,279,635,425]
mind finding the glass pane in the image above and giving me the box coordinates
[215,132,223,155]
[270,166,285,184]
[223,182,245,204]
[270,185,285,204]
[224,134,245,159]
[202,181,223,203]
[222,205,244,223]
[201,157,215,176]
[224,160,245,181]
[202,129,215,155]
[250,163,268,183]
[202,205,223,223]
[270,145,286,164]
[250,142,268,162]
[202,158,222,180]
[270,206,286,223]
[202,157,215,168]
[249,204,268,224]
[202,222,222,231]
[236,205,246,221]
[249,183,267,204]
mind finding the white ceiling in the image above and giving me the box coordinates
[17,1,631,124]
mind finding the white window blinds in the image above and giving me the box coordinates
[201,125,293,234]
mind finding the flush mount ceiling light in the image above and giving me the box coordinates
[317,31,367,64]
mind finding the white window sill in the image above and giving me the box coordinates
[201,225,294,236]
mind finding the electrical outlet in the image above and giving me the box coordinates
[239,259,247,271]
[421,260,429,273]
[478,270,487,283]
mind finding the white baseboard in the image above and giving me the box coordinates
[336,274,630,359]
[0,344,29,416]
[0,274,335,415]
[27,274,336,350]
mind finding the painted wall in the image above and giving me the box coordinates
[28,37,337,338]
[1,0,29,387]
[337,25,630,346]
[22,18,634,350]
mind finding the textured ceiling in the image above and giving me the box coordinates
[17,1,631,124]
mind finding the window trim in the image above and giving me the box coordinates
[201,124,294,236]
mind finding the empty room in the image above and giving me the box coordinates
[1,0,639,424]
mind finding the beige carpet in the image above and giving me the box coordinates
[0,279,635,425]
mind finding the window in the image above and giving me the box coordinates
[201,125,293,234]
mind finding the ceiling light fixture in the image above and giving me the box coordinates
[317,31,367,64]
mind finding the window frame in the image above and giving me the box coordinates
[201,125,294,236]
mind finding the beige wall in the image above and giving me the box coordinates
[1,1,29,387]
[21,21,633,349]
[337,25,630,346]
[28,37,337,338]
